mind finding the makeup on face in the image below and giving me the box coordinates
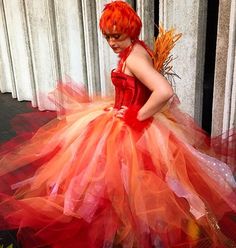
[103,31,132,53]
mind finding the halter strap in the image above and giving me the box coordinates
[117,39,153,73]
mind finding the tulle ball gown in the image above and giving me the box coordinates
[0,41,236,248]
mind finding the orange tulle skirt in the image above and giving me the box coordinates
[0,83,236,248]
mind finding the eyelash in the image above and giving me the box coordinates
[104,35,121,40]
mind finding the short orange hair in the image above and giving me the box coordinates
[99,1,142,40]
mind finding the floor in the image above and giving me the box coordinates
[0,93,56,143]
[0,93,30,143]
[0,93,55,248]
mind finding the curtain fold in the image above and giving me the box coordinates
[0,0,235,132]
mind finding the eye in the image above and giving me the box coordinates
[104,35,110,40]
[113,34,121,40]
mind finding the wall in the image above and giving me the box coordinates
[0,0,235,134]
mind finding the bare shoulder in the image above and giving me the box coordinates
[123,42,173,93]
[126,43,152,66]
[126,43,153,73]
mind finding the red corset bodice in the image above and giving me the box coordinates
[111,70,151,109]
[111,39,152,109]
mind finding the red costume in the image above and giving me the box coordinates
[0,1,236,247]
[0,40,235,248]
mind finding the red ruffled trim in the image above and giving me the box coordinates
[123,106,153,132]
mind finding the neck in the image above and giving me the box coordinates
[118,39,138,58]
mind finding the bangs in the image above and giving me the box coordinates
[99,1,142,40]
[100,11,130,34]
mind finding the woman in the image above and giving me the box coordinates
[0,1,235,248]
[100,2,173,123]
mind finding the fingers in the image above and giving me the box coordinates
[104,105,128,118]
[116,105,128,118]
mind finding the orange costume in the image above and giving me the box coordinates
[0,2,235,248]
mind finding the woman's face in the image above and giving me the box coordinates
[103,30,132,54]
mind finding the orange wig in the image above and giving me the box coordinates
[99,1,142,40]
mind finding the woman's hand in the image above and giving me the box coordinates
[115,105,128,118]
[114,105,153,132]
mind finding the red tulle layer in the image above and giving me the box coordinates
[0,84,235,248]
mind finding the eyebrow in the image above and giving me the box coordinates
[103,33,121,36]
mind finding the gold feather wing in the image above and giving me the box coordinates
[153,25,182,85]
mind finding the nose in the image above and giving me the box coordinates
[108,39,115,47]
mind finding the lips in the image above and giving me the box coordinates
[112,47,119,50]
[112,47,120,53]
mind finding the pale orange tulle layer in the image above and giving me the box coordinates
[0,84,236,248]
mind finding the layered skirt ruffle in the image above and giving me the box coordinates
[0,83,235,248]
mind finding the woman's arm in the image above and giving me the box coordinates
[126,45,174,121]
